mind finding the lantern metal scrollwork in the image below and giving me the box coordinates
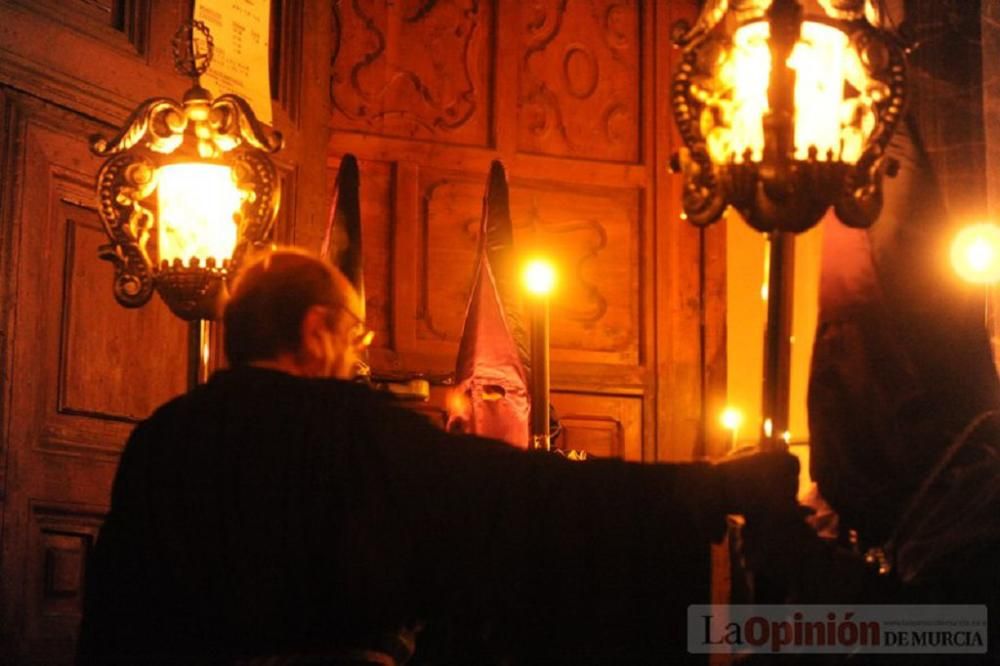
[91,20,283,321]
[671,0,907,233]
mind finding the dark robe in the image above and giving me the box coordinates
[801,3,1000,660]
[77,366,721,665]
[808,0,1000,547]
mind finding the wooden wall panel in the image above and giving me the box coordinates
[0,1,185,124]
[24,502,104,664]
[270,0,303,122]
[331,0,495,146]
[415,169,640,365]
[61,215,188,422]
[518,0,641,163]
[3,117,188,465]
[12,106,190,426]
[7,0,149,55]
[0,98,132,661]
[552,391,642,460]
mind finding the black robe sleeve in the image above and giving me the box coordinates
[353,390,725,662]
[78,374,728,665]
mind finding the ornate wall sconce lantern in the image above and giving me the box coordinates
[89,20,282,383]
[671,0,907,448]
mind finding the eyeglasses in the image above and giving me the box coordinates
[320,303,375,351]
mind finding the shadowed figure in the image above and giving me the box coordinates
[77,249,802,665]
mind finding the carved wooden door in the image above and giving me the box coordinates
[329,0,716,463]
[0,2,331,663]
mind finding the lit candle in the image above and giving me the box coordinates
[522,258,557,450]
[720,406,744,451]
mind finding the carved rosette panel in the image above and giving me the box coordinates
[331,0,493,146]
[519,0,640,162]
[418,171,639,362]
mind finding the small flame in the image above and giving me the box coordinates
[720,406,744,432]
[522,258,557,296]
[952,223,1000,285]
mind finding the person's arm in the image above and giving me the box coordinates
[355,389,798,658]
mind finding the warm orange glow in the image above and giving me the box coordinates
[522,258,557,296]
[720,407,744,432]
[951,223,1000,285]
[705,20,870,165]
[157,163,244,265]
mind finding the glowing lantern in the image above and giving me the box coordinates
[671,0,908,450]
[90,21,282,321]
[672,0,907,233]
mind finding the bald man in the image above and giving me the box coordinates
[77,249,800,665]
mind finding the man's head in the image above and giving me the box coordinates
[223,248,371,379]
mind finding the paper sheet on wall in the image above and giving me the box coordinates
[193,0,272,124]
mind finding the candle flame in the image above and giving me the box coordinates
[951,223,1000,285]
[522,258,557,296]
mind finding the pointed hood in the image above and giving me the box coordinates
[447,161,530,447]
[321,153,365,320]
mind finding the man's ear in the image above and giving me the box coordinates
[299,306,329,355]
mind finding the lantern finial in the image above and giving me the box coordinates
[171,20,214,83]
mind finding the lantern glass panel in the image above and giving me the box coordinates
[708,20,860,165]
[156,163,244,266]
[790,22,849,161]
